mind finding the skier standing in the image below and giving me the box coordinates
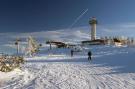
[88,51,92,61]
[71,50,74,57]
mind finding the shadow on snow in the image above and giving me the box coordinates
[93,52,135,73]
[26,46,135,74]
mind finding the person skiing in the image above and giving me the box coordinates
[88,51,92,61]
[71,49,74,57]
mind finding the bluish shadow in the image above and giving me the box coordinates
[26,57,88,63]
[92,52,135,73]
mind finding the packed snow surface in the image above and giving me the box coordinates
[1,45,135,89]
[0,28,135,89]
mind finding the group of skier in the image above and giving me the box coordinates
[70,49,92,61]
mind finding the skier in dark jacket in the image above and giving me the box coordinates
[71,50,74,57]
[88,51,92,61]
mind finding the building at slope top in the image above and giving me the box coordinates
[82,17,135,46]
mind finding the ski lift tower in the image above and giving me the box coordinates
[89,17,98,40]
[15,38,21,54]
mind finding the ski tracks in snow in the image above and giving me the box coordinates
[5,63,135,89]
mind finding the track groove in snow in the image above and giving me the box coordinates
[4,63,133,89]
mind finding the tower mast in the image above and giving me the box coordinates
[89,17,98,40]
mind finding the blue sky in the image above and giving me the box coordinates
[0,0,135,32]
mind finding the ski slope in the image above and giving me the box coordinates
[1,45,135,89]
[0,28,135,89]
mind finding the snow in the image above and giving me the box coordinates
[0,29,135,89]
[0,45,135,89]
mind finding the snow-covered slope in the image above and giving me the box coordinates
[1,27,135,89]
[1,46,135,89]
